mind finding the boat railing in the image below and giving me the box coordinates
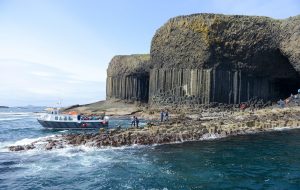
[39,113,109,122]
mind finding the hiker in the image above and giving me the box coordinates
[135,116,139,128]
[160,110,164,122]
[164,111,169,121]
[131,116,136,127]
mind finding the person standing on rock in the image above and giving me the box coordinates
[135,116,139,128]
[131,116,136,127]
[277,99,285,108]
[164,110,169,121]
[160,110,164,122]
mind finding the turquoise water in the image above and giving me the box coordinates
[0,108,300,189]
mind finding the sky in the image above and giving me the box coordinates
[0,0,299,106]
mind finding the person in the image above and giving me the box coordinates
[100,112,105,120]
[277,99,285,108]
[240,103,247,111]
[160,110,164,122]
[131,116,136,127]
[164,111,169,121]
[77,114,81,121]
[135,116,139,128]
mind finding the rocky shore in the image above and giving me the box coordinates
[8,106,300,151]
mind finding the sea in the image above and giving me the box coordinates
[0,107,300,190]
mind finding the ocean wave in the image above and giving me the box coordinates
[200,133,227,140]
[0,117,25,121]
[0,112,33,116]
[0,112,37,121]
[0,135,57,152]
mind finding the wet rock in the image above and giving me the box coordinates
[9,145,25,152]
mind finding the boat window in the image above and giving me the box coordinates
[64,116,67,121]
[55,116,58,120]
[59,117,63,120]
[68,116,73,121]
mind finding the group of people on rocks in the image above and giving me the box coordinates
[77,113,105,121]
[131,116,140,128]
[277,91,300,108]
[160,110,169,122]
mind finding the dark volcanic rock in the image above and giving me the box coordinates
[149,14,300,104]
[105,14,300,105]
[9,145,25,151]
[107,54,150,76]
[9,144,35,151]
[106,54,150,102]
[280,15,300,72]
[150,14,297,72]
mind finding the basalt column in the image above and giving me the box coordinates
[149,67,300,105]
[149,68,212,104]
[106,54,150,102]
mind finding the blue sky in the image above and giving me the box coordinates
[0,0,299,106]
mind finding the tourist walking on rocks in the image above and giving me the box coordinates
[131,116,136,127]
[135,116,139,128]
[160,110,164,122]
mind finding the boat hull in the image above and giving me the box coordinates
[37,119,108,129]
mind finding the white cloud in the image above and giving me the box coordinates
[0,59,105,106]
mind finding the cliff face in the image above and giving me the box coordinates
[149,14,300,105]
[280,15,300,72]
[106,14,300,105]
[106,54,150,102]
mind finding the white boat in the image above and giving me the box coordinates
[37,108,109,129]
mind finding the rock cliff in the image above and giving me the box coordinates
[106,54,150,102]
[106,14,300,105]
[149,14,300,105]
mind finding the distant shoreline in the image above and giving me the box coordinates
[0,106,9,108]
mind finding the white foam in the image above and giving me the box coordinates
[0,135,58,152]
[0,111,37,121]
[58,130,69,133]
[272,126,294,131]
[12,136,54,146]
[0,117,24,121]
[0,112,33,116]
[200,133,225,140]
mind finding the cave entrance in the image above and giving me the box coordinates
[272,78,300,100]
[136,74,149,103]
[262,49,300,102]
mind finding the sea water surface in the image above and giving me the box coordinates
[0,107,300,189]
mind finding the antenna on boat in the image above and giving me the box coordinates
[55,99,62,114]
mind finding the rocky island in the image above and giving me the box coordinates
[8,13,300,151]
